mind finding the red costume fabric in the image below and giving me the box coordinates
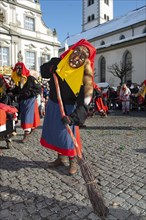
[0,103,18,132]
[93,83,107,113]
[60,39,96,73]
[0,74,10,89]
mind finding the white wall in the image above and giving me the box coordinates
[100,0,113,23]
[94,41,146,87]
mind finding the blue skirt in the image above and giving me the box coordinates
[40,99,81,156]
[20,97,40,129]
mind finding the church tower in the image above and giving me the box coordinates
[82,0,113,31]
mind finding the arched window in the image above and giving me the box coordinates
[119,34,125,40]
[91,14,95,20]
[142,27,146,33]
[100,40,105,45]
[88,0,94,6]
[87,16,90,22]
[123,51,132,82]
[100,57,106,82]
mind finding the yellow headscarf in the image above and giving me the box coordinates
[11,71,21,86]
[56,50,84,96]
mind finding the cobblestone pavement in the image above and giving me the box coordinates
[0,110,146,220]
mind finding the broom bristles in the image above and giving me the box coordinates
[77,154,109,218]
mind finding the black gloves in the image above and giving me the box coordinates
[61,104,89,126]
[18,91,32,100]
[61,116,72,125]
[40,58,61,79]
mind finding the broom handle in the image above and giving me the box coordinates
[53,73,82,159]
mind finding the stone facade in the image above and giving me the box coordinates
[0,0,60,77]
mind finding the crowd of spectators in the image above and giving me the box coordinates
[107,81,146,112]
[0,75,146,120]
[88,80,146,117]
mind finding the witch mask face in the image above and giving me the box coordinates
[16,65,22,76]
[69,46,89,68]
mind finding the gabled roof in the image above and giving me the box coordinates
[61,6,146,48]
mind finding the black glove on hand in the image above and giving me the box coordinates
[19,91,31,100]
[61,115,72,125]
[69,104,89,126]
[40,58,61,78]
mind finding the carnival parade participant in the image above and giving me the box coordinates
[40,39,96,175]
[10,52,42,142]
[93,83,108,117]
[0,74,11,105]
[119,83,131,114]
[134,80,146,106]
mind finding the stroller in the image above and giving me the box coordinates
[0,103,18,148]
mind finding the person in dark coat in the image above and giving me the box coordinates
[0,74,11,105]
[10,61,42,142]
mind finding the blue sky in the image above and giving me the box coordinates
[39,0,146,42]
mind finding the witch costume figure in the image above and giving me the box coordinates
[10,52,42,142]
[134,80,146,106]
[0,74,11,105]
[40,39,96,175]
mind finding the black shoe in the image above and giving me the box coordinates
[21,132,31,143]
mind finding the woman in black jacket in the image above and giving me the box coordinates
[10,62,42,142]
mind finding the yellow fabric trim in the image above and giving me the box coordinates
[11,71,21,86]
[0,85,7,97]
[56,50,84,95]
[0,87,3,97]
[141,86,146,98]
[11,71,27,86]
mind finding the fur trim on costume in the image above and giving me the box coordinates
[83,59,93,99]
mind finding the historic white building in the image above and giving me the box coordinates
[60,1,146,87]
[0,0,60,77]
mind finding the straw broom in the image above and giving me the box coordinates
[53,73,109,219]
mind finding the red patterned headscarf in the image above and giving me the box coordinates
[60,39,96,72]
[11,62,30,86]
[57,39,96,95]
[13,62,30,78]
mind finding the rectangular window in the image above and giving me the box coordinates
[25,16,35,31]
[104,0,109,5]
[0,47,9,66]
[41,54,50,65]
[25,51,36,70]
[88,0,94,6]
